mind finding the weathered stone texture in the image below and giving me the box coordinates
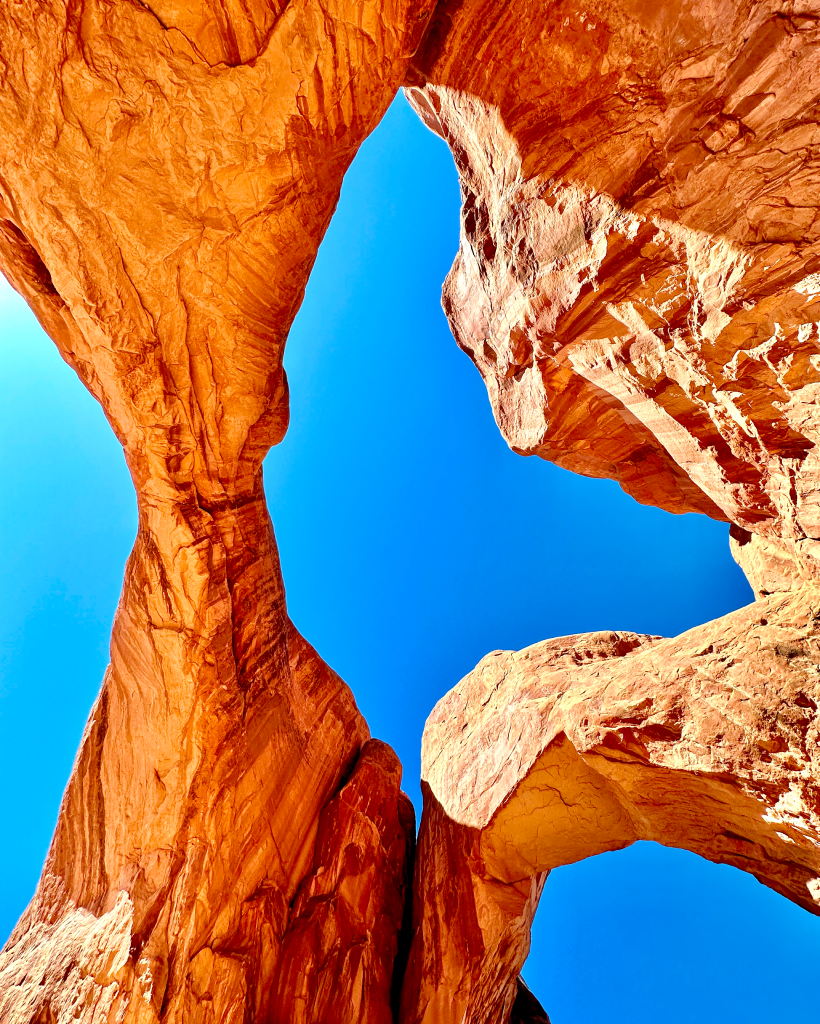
[272,740,415,1024]
[3,2,820,1023]
[406,0,820,551]
[0,1,433,1020]
[397,3,820,1021]
[401,592,820,1023]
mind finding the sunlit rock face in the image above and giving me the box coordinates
[398,3,820,1023]
[401,597,820,1023]
[1,1,820,1023]
[0,1,432,1020]
[405,0,820,550]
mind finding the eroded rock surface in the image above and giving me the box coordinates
[272,740,415,1024]
[401,592,820,1024]
[3,1,820,1023]
[397,8,820,1020]
[406,0,820,555]
[0,1,433,1020]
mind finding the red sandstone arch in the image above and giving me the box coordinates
[400,590,820,1023]
[3,0,820,1021]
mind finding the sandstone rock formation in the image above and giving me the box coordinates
[0,1,433,1020]
[396,3,820,1022]
[401,594,820,1022]
[3,1,820,1023]
[405,0,820,550]
[272,740,415,1024]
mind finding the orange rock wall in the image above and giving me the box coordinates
[1,2,820,1023]
[0,1,433,1020]
[405,0,820,543]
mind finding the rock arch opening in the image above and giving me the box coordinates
[1,2,820,1022]
[526,840,820,1024]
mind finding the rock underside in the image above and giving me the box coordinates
[0,2,819,1023]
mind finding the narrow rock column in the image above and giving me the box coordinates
[273,740,416,1024]
[0,1,434,1020]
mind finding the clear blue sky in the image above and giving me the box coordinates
[1,93,818,1021]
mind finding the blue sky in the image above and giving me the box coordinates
[1,93,818,1020]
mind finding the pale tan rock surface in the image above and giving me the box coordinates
[0,1,433,1020]
[401,591,820,1024]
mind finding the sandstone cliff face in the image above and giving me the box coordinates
[3,2,820,1023]
[396,3,820,1022]
[0,1,432,1020]
[405,0,820,553]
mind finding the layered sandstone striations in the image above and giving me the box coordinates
[398,3,820,1022]
[405,0,820,561]
[3,2,820,1023]
[0,1,433,1020]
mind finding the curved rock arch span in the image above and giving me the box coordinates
[1,0,820,1021]
[400,595,820,1022]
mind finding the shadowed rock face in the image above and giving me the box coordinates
[1,2,820,1023]
[510,981,551,1024]
[0,1,432,1020]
